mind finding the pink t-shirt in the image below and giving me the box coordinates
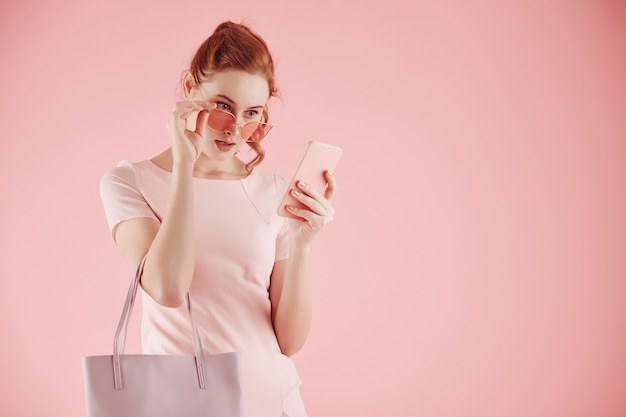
[100,159,306,417]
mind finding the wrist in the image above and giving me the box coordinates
[172,160,195,176]
[289,238,313,256]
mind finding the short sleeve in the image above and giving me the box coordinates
[274,174,290,261]
[99,160,159,238]
[275,217,290,261]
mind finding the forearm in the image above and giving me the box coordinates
[142,165,195,307]
[273,243,313,356]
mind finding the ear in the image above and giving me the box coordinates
[181,70,197,99]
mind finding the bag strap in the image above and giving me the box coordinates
[112,255,207,390]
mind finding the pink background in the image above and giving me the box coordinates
[1,0,625,416]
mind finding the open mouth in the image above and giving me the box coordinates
[215,140,236,152]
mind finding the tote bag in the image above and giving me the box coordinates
[82,256,242,417]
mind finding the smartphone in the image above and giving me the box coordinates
[277,141,343,219]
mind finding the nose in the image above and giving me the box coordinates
[225,114,246,136]
[225,124,243,142]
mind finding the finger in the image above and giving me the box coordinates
[296,180,335,210]
[183,129,202,160]
[170,108,200,132]
[172,101,200,115]
[174,100,214,110]
[290,187,328,216]
[286,206,322,230]
[172,101,213,119]
[172,102,216,136]
[287,205,334,230]
[187,100,216,113]
[167,111,188,134]
[295,180,323,202]
[195,110,209,137]
[323,171,338,202]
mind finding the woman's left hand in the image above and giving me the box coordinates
[287,171,337,246]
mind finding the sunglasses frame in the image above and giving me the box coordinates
[205,107,273,142]
[195,87,272,142]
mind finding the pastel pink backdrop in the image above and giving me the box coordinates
[1,0,625,416]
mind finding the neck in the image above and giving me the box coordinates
[152,149,251,179]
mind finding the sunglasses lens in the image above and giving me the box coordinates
[242,123,273,142]
[207,109,235,131]
[206,109,272,141]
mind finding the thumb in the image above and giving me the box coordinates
[195,110,210,137]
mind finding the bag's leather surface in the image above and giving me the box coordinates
[82,256,242,417]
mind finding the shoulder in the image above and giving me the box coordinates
[101,160,135,183]
[100,160,137,192]
[99,159,161,202]
[99,160,162,232]
[100,159,158,188]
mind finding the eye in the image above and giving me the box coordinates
[244,109,259,119]
[215,101,231,111]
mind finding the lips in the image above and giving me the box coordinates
[215,140,235,152]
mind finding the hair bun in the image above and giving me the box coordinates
[213,21,236,34]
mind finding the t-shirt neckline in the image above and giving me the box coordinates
[145,159,255,182]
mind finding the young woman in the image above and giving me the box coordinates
[100,21,337,417]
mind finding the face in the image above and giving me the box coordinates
[188,69,270,161]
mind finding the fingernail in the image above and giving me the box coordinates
[291,189,300,196]
[299,181,306,188]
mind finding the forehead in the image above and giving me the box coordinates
[200,70,270,107]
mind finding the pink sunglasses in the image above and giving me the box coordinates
[204,108,273,142]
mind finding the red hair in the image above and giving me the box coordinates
[189,21,277,97]
[188,21,277,170]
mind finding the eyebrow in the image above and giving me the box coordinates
[215,94,264,110]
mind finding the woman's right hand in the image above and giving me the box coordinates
[166,100,214,169]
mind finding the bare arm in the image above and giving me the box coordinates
[270,172,337,356]
[269,245,312,356]
[115,165,195,307]
[114,102,211,307]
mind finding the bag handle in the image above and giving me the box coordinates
[112,255,207,390]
